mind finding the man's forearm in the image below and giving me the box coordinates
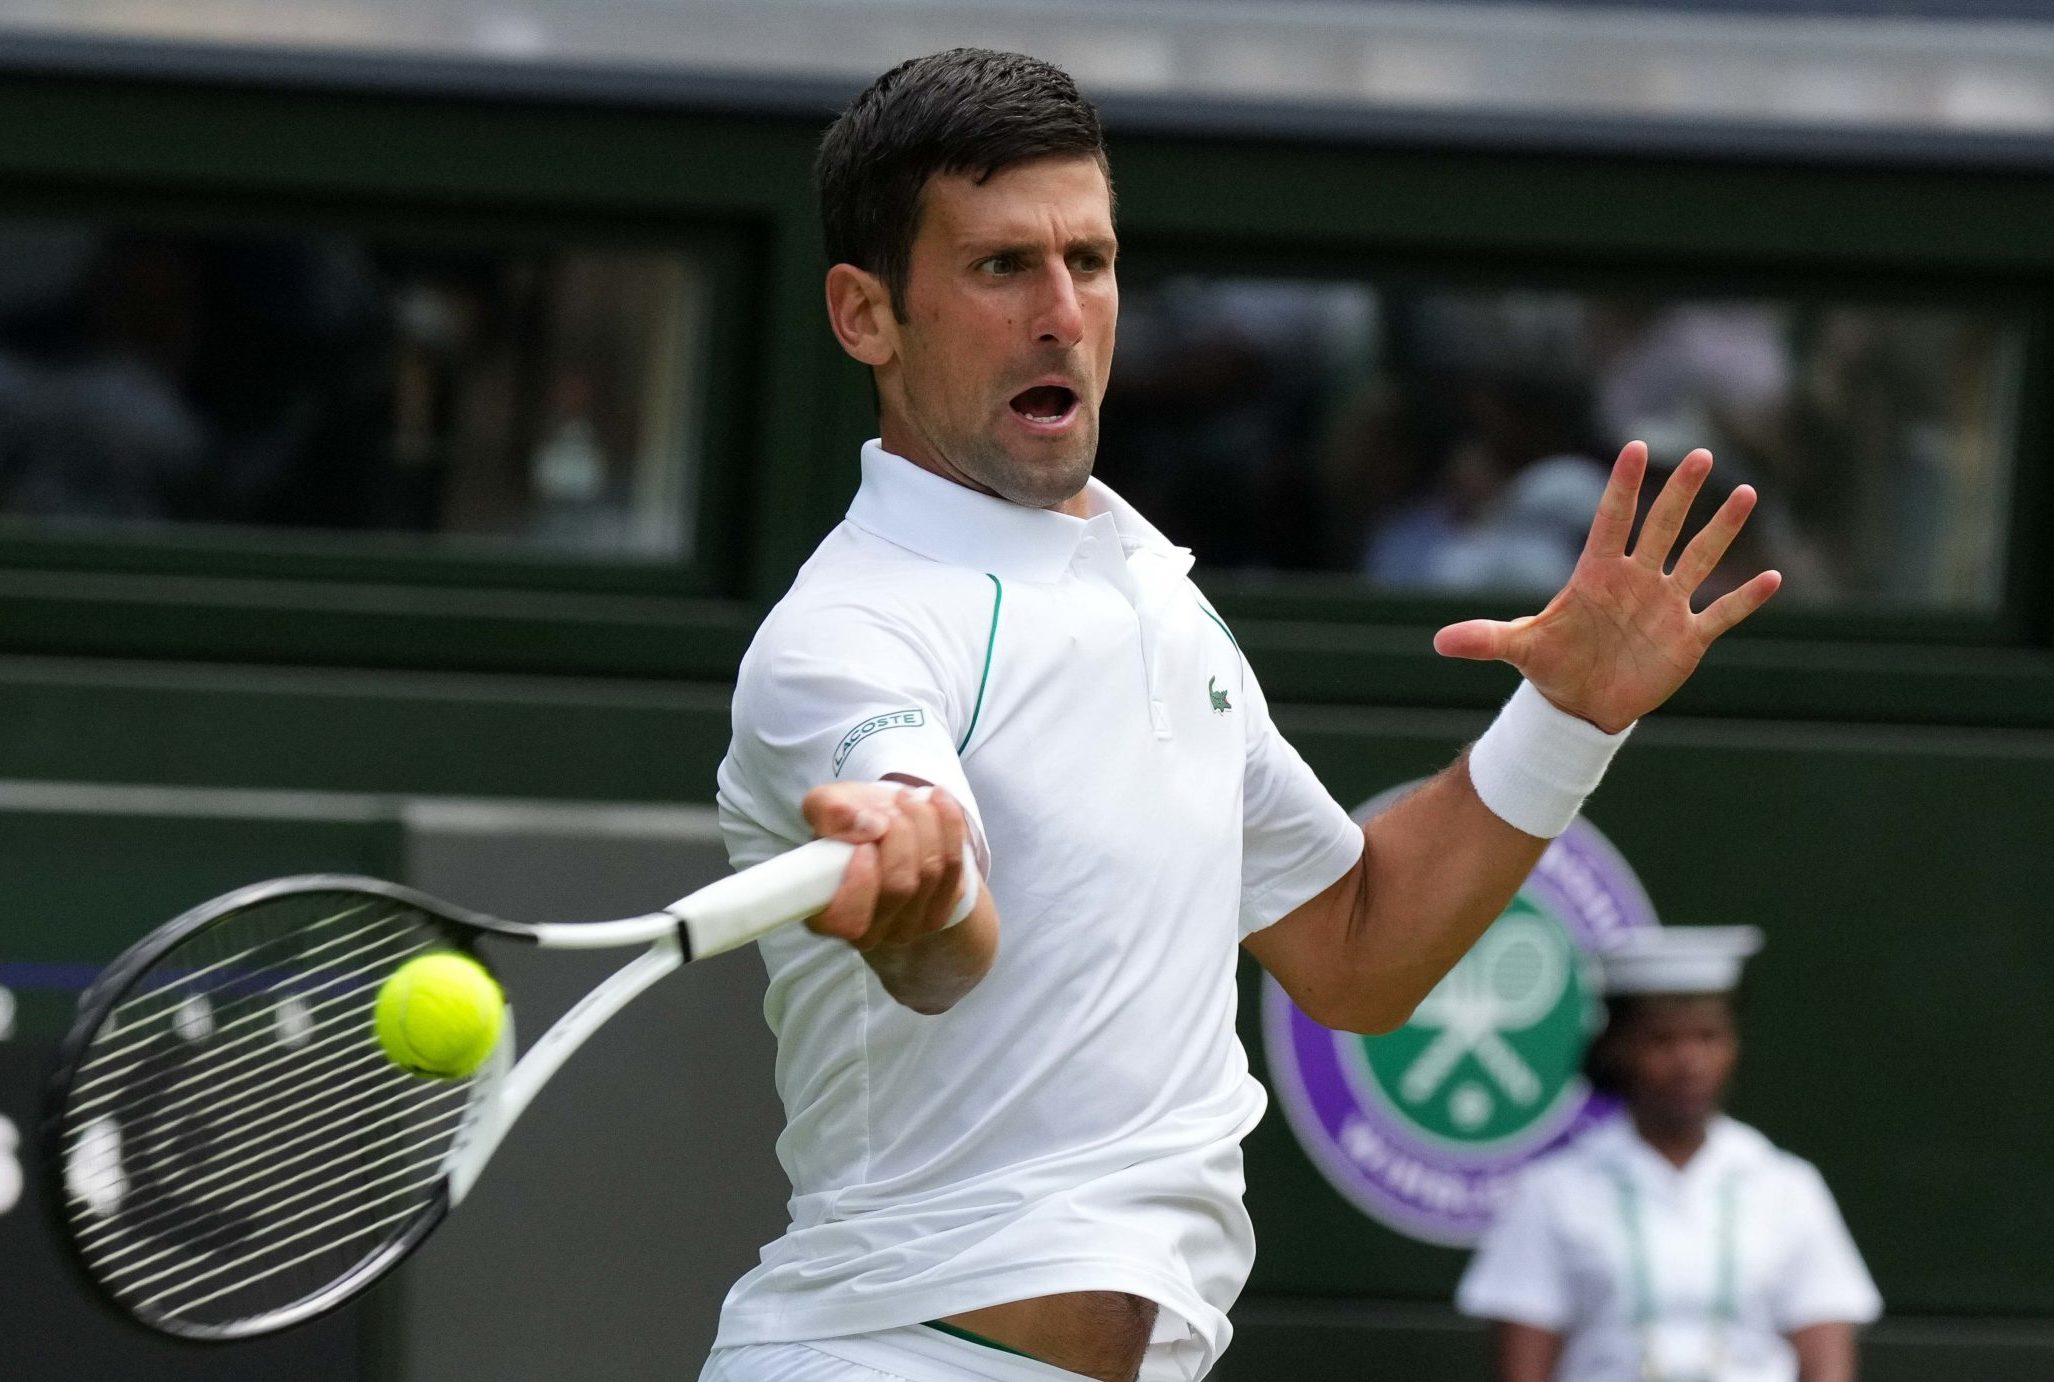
[1248,753,1545,1034]
[1350,753,1549,1024]
[864,890,999,1014]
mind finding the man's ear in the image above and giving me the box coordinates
[825,264,898,368]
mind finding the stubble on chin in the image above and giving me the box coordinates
[963,420,1099,511]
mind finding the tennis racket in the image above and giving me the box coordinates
[41,836,942,1342]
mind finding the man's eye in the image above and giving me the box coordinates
[980,256,1019,276]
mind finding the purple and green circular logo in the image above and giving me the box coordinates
[1263,789,1655,1246]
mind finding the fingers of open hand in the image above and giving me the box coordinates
[1669,483,1758,595]
[1697,568,1783,643]
[1583,441,1648,561]
[1632,448,1712,570]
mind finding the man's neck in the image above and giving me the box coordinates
[878,422,994,498]
[874,425,1093,518]
[1632,1110,1711,1170]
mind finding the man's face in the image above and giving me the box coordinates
[881,154,1117,511]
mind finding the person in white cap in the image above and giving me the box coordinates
[1457,927,1881,1382]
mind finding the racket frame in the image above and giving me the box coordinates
[36,886,665,1340]
[40,835,866,1342]
[42,875,519,1341]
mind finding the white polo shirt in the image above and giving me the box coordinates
[1457,1113,1882,1382]
[713,441,1365,1381]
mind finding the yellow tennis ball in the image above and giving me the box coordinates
[374,952,504,1079]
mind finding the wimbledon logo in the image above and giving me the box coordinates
[1262,785,1655,1246]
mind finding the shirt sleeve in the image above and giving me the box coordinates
[1768,1161,1884,1330]
[1456,1171,1576,1330]
[717,600,987,872]
[1237,656,1365,937]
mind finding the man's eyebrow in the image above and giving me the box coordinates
[958,239,1036,258]
[958,235,1119,258]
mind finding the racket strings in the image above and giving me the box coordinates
[69,916,422,1111]
[84,1104,468,1279]
[75,1060,465,1253]
[66,933,441,1211]
[72,928,444,1132]
[143,1200,434,1323]
[99,899,381,1019]
[114,1145,453,1301]
[69,903,383,1072]
[56,892,485,1334]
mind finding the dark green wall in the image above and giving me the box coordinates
[1232,708,2054,1373]
[0,47,2048,1378]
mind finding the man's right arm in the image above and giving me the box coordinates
[800,778,998,1014]
[722,587,1003,1012]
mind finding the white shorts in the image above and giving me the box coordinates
[701,1324,1095,1382]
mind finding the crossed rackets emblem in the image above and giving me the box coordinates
[1399,913,1570,1110]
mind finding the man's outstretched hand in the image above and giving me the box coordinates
[1432,442,1781,734]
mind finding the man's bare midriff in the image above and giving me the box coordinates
[941,1291,1157,1382]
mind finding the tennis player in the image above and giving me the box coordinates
[705,49,1781,1382]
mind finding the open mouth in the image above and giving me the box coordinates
[1008,384,1078,428]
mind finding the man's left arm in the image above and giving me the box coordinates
[1246,441,1781,1034]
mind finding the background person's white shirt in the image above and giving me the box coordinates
[713,442,1365,1381]
[1457,1113,1882,1382]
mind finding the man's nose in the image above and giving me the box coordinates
[1032,264,1085,348]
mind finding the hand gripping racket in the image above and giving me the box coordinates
[42,836,956,1342]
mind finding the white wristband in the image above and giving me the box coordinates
[1467,681,1633,838]
[945,839,980,927]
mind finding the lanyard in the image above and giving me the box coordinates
[1612,1168,1742,1382]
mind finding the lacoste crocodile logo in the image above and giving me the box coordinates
[1208,677,1233,714]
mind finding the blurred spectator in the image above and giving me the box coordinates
[0,231,390,526]
[1362,370,1608,596]
[1093,274,2015,612]
[1099,277,1374,568]
[1588,301,1790,466]
[0,235,210,519]
[0,219,703,559]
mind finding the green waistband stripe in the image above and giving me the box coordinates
[958,573,1003,753]
[923,1319,1040,1361]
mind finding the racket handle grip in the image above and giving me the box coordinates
[670,837,979,960]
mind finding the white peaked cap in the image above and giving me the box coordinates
[1599,926,1764,996]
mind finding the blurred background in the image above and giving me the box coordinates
[0,0,2050,1377]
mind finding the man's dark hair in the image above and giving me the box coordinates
[816,48,1111,320]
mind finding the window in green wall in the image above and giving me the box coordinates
[0,221,709,563]
[1096,276,2023,614]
